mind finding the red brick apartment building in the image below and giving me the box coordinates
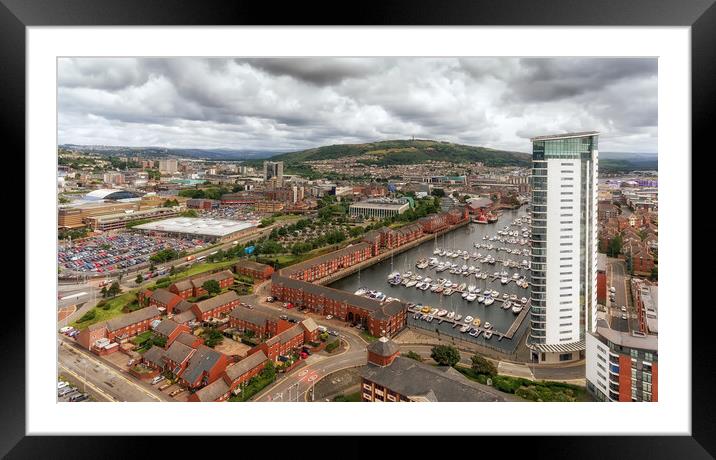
[597,253,607,304]
[76,306,161,350]
[191,290,241,321]
[271,275,407,338]
[418,208,469,233]
[362,224,424,255]
[169,270,235,299]
[280,242,373,282]
[234,260,274,280]
[252,319,319,361]
[228,308,293,339]
[188,350,269,402]
[177,345,231,389]
[142,288,184,315]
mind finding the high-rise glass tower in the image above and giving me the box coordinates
[528,132,599,363]
[263,161,284,187]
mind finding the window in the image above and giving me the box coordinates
[559,337,573,342]
[642,382,652,393]
[560,322,573,327]
[559,315,572,319]
[560,243,572,246]
[560,293,572,297]
[560,286,571,290]
[562,177,574,180]
[560,235,572,239]
[560,220,572,224]
[561,192,574,195]
[645,352,654,362]
[560,302,571,305]
[560,206,573,209]
[560,199,573,203]
[560,250,573,254]
[560,264,572,268]
[561,184,573,188]
[560,213,573,217]
[631,349,639,358]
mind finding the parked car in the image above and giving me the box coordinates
[300,352,308,359]
[159,382,172,391]
[325,315,333,320]
[69,393,88,402]
[127,359,136,367]
[169,388,185,397]
[151,375,166,385]
[58,387,75,397]
[621,314,628,320]
[328,330,339,337]
[621,306,627,312]
[266,297,274,303]
[279,315,288,320]
[610,286,616,293]
[57,381,69,390]
[59,326,73,334]
[301,347,312,356]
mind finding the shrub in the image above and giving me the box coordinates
[325,340,340,353]
[405,351,423,362]
[471,354,497,377]
[77,310,96,322]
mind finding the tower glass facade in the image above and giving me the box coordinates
[528,132,598,359]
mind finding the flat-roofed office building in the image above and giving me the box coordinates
[528,132,599,364]
[349,199,410,219]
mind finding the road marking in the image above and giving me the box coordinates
[59,364,116,402]
[60,339,163,402]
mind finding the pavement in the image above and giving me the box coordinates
[58,336,170,402]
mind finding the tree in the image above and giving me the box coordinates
[202,279,221,295]
[135,274,143,285]
[471,354,497,377]
[607,235,623,257]
[99,286,108,298]
[108,281,121,297]
[405,351,423,362]
[169,265,176,276]
[149,262,156,272]
[431,188,445,198]
[650,265,658,281]
[430,345,460,367]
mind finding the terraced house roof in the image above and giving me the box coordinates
[164,341,195,365]
[150,288,181,305]
[142,345,166,368]
[190,270,234,288]
[154,319,183,337]
[228,308,272,326]
[224,351,268,382]
[192,378,230,402]
[106,306,160,332]
[195,291,240,313]
[180,345,224,386]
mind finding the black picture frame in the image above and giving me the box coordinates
[4,0,711,456]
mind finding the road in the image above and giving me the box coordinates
[58,336,170,402]
[606,257,634,332]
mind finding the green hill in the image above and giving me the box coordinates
[267,139,530,167]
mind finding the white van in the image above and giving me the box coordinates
[151,375,166,385]
[317,326,328,333]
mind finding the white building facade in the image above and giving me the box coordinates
[528,132,599,363]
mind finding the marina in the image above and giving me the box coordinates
[330,207,532,353]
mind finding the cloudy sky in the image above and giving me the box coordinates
[58,57,657,153]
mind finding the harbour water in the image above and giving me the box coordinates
[330,207,531,353]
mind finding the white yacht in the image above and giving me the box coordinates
[464,315,474,323]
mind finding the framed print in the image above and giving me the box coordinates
[7,0,713,456]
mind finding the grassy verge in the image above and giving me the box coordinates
[455,367,588,402]
[71,291,137,330]
[360,331,379,343]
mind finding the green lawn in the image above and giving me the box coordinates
[71,291,137,330]
[333,391,361,402]
[131,331,153,346]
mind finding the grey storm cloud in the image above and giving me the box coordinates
[58,57,657,153]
